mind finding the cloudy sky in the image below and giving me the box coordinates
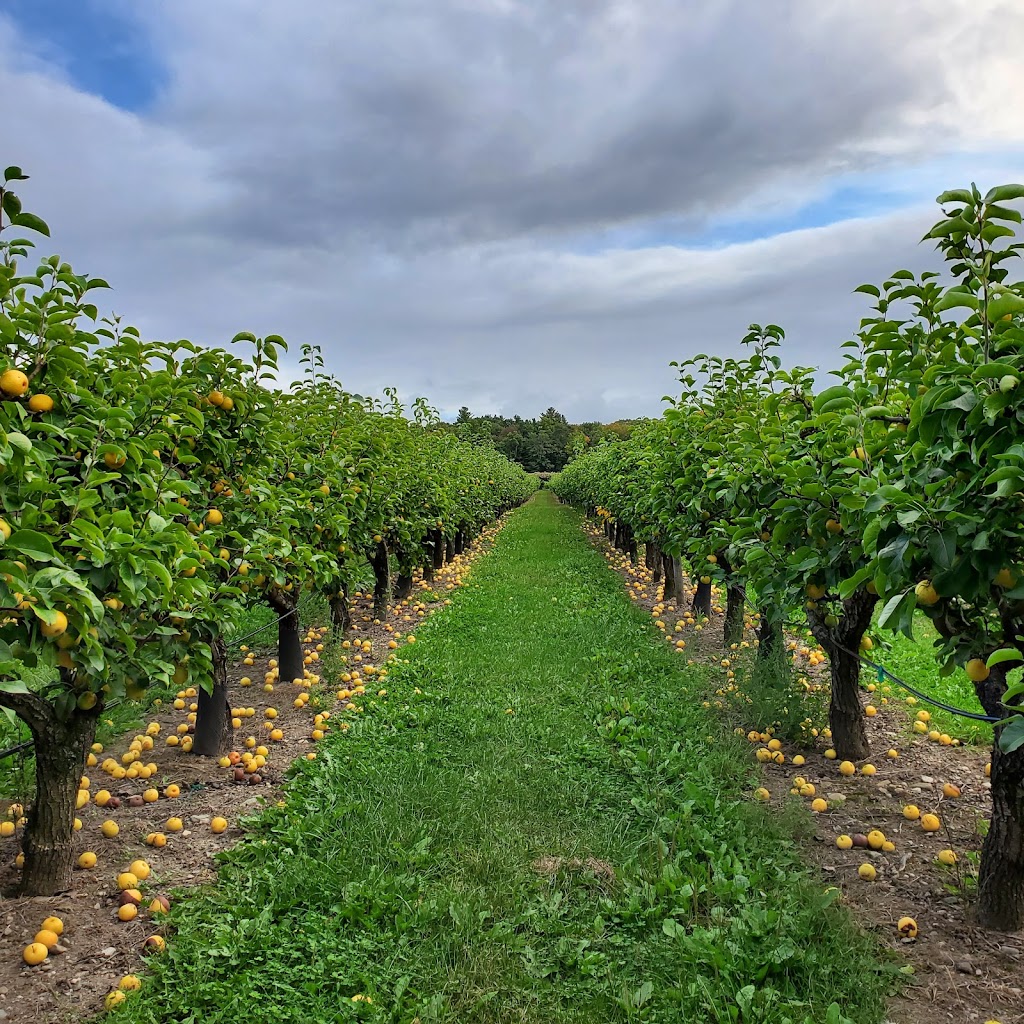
[3,1,1024,421]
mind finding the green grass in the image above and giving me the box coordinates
[109,494,894,1024]
[868,614,994,746]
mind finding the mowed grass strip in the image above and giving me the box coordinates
[110,493,892,1024]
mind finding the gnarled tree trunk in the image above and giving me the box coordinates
[724,584,746,645]
[662,553,679,602]
[692,578,713,618]
[193,635,230,757]
[0,687,100,895]
[806,588,877,761]
[650,543,663,584]
[718,555,745,645]
[624,524,638,565]
[393,547,415,601]
[972,663,1024,929]
[757,609,784,661]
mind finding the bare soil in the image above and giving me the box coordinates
[0,527,497,1024]
[590,524,1023,1024]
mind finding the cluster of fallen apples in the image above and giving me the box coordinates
[22,859,169,1004]
[599,529,981,892]
[743,713,993,956]
[20,913,152,1011]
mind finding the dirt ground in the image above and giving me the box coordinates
[588,522,1021,1024]
[0,525,499,1024]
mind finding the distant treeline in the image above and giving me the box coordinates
[445,406,638,472]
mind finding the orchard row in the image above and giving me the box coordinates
[0,167,535,895]
[552,182,1024,930]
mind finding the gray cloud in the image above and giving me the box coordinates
[2,1,1023,423]
[137,0,952,247]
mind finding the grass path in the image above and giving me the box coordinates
[113,493,891,1024]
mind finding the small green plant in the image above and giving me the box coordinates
[729,640,828,745]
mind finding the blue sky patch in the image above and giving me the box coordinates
[570,150,1024,256]
[6,0,162,112]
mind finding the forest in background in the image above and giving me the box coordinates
[447,406,638,472]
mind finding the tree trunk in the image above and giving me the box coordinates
[806,589,877,761]
[394,567,414,601]
[454,527,466,555]
[824,643,869,760]
[371,540,391,616]
[329,587,351,633]
[757,610,784,660]
[971,664,1024,929]
[693,579,713,618]
[645,542,656,571]
[444,535,455,564]
[717,555,745,645]
[10,692,100,895]
[662,553,679,602]
[649,543,662,583]
[192,636,230,757]
[724,584,746,645]
[268,589,303,684]
[431,529,445,571]
[671,561,688,606]
[624,525,638,565]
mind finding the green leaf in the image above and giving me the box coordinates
[878,589,915,633]
[936,189,975,206]
[30,606,65,629]
[934,290,979,313]
[987,293,1024,322]
[988,648,1024,668]
[984,184,1024,204]
[3,166,28,182]
[926,530,956,570]
[998,715,1024,754]
[8,212,50,236]
[812,385,854,414]
[926,216,971,239]
[982,223,1017,243]
[8,529,58,562]
[838,566,874,600]
[853,284,880,298]
[985,204,1024,223]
